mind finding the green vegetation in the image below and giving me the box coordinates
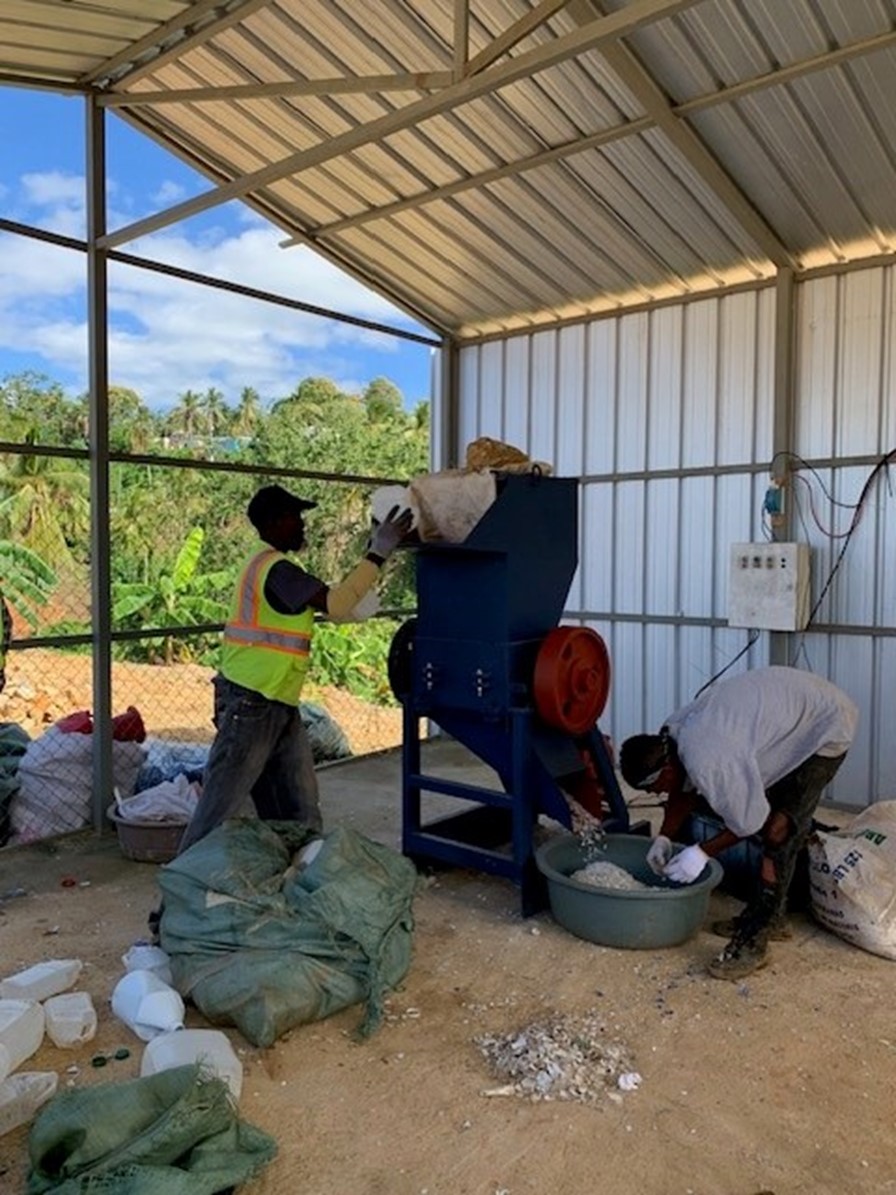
[0,371,430,703]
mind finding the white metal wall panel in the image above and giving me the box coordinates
[645,477,680,615]
[613,480,645,616]
[557,326,586,612]
[478,341,506,442]
[647,306,683,472]
[584,320,617,475]
[615,314,649,473]
[530,332,558,467]
[453,263,893,807]
[795,275,838,461]
[681,300,719,467]
[457,348,481,461]
[717,290,760,464]
[503,337,531,452]
[679,475,716,619]
[836,269,886,458]
[828,634,875,807]
[875,640,896,801]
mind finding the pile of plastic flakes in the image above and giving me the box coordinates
[570,860,648,891]
[475,1009,637,1105]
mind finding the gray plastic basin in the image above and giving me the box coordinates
[535,833,723,949]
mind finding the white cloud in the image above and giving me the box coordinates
[151,180,187,206]
[0,173,435,409]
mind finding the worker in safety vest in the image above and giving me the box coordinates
[619,667,857,981]
[177,482,412,854]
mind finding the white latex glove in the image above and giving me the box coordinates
[645,834,673,876]
[369,505,414,559]
[663,843,709,884]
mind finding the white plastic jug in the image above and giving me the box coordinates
[141,1029,243,1101]
[0,1000,45,1072]
[44,991,97,1048]
[111,970,184,1042]
[370,484,416,527]
[0,1072,58,1137]
[0,959,82,1002]
[121,944,173,986]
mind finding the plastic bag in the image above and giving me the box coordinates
[808,799,896,960]
[11,726,145,842]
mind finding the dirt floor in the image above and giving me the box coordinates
[1,740,895,1195]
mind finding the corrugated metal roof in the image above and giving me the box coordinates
[2,0,895,338]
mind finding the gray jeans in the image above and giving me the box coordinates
[178,675,322,854]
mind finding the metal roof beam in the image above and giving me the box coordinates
[465,0,573,76]
[454,0,469,78]
[598,35,794,267]
[306,28,896,241]
[81,0,268,89]
[302,117,652,242]
[98,0,704,249]
[99,71,454,106]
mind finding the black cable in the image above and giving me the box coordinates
[692,629,761,700]
[802,447,896,631]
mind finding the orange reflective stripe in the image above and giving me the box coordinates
[237,550,277,624]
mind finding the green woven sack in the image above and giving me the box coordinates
[27,1064,275,1195]
[159,820,418,1046]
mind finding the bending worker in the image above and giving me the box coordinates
[177,483,412,854]
[619,666,857,981]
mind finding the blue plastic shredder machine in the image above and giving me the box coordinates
[387,471,631,915]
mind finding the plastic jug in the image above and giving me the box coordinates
[0,1000,45,1071]
[141,1029,243,1101]
[0,959,82,1002]
[111,970,184,1041]
[44,991,97,1048]
[0,1072,58,1137]
[122,944,173,986]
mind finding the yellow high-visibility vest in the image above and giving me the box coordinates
[220,547,314,705]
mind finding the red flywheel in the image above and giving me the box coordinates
[533,626,611,735]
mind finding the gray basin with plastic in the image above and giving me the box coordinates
[535,833,723,949]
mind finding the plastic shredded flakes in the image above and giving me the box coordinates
[570,860,648,891]
[475,1008,636,1105]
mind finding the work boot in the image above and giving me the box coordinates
[710,915,791,941]
[707,935,770,981]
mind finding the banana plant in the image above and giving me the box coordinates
[0,540,57,630]
[112,527,231,664]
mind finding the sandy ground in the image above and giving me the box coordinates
[1,741,895,1195]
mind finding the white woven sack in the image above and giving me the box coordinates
[808,799,896,961]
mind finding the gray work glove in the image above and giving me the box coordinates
[369,504,413,560]
[645,834,673,876]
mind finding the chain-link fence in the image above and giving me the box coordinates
[0,442,423,850]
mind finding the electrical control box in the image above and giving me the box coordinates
[728,542,811,632]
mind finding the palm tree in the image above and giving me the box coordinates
[167,389,204,440]
[201,387,230,436]
[0,430,89,569]
[233,386,262,437]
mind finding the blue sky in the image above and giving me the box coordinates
[0,86,438,412]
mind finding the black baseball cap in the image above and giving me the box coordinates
[247,484,317,530]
